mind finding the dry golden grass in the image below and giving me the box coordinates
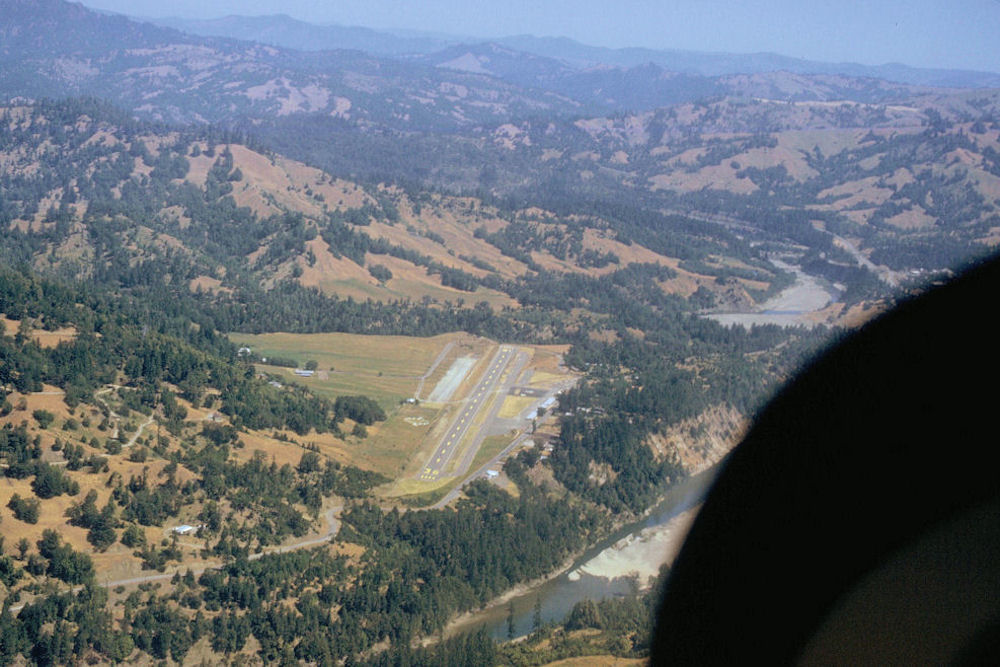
[777,128,866,155]
[362,252,517,309]
[1,316,77,348]
[650,164,758,194]
[387,475,455,499]
[526,371,566,387]
[0,390,195,576]
[468,434,515,473]
[293,226,519,308]
[232,430,322,468]
[355,404,445,477]
[188,275,228,294]
[498,396,536,419]
[296,237,380,299]
[884,206,937,230]
[210,143,370,220]
[531,344,571,368]
[836,301,888,328]
[817,175,895,210]
[969,168,1000,202]
[0,379,349,582]
[182,152,214,188]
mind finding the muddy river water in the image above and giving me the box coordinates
[452,261,838,639]
[705,258,841,328]
[450,467,720,640]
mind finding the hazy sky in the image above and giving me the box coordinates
[79,0,1000,72]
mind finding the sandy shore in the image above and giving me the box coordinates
[570,508,699,587]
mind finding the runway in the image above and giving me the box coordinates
[418,345,515,482]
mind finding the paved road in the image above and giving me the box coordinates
[668,207,903,288]
[447,349,529,479]
[418,346,515,482]
[430,376,577,509]
[830,232,901,287]
[431,431,530,509]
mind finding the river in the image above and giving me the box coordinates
[448,466,720,640]
[448,264,836,639]
[705,258,841,328]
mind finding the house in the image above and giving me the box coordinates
[172,525,197,535]
[485,469,499,478]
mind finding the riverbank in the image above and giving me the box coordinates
[571,507,698,587]
[705,258,841,329]
[438,467,720,642]
[433,550,586,644]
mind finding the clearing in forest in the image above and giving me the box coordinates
[228,330,578,490]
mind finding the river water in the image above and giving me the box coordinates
[705,258,841,328]
[451,263,836,639]
[450,466,720,640]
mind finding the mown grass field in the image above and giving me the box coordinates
[498,395,536,419]
[230,331,457,376]
[362,403,443,477]
[469,433,516,474]
[227,331,577,490]
[229,330,471,407]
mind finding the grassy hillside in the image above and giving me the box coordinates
[263,93,1000,285]
[5,52,997,664]
[1,100,803,334]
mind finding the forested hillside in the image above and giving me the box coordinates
[261,94,1000,277]
[1,0,999,663]
[0,98,834,664]
[0,99,810,330]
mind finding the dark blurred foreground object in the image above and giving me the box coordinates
[652,255,1000,665]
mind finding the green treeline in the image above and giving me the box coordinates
[0,98,852,664]
[0,478,598,664]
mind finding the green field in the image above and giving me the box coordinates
[469,433,517,474]
[363,404,443,476]
[230,330,463,407]
[228,330,574,488]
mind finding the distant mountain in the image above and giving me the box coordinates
[1,0,995,133]
[0,0,585,129]
[408,43,924,111]
[0,0,183,56]
[494,35,1000,89]
[148,13,459,56]
[410,42,575,81]
[133,9,1000,90]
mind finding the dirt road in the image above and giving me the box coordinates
[10,505,342,613]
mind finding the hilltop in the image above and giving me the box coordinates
[4,0,999,132]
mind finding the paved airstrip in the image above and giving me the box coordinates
[419,346,514,482]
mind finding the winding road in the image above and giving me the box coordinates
[10,505,343,614]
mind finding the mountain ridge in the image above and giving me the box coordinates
[4,0,996,134]
[141,11,1000,88]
